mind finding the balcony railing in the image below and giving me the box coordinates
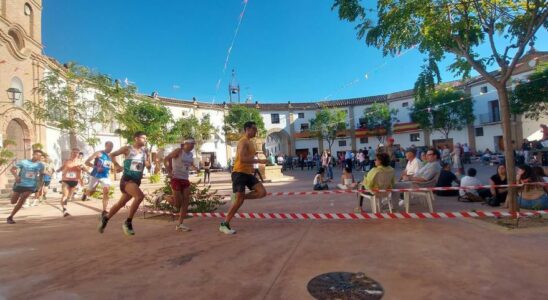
[477,113,501,124]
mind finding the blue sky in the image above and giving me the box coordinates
[42,0,547,104]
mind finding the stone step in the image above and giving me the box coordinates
[0,188,12,195]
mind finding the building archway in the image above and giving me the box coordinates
[1,108,35,160]
[5,119,30,160]
[264,128,291,156]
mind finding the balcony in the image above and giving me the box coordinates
[477,113,501,125]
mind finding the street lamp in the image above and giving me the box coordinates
[6,87,22,103]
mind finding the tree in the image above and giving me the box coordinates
[0,140,16,167]
[27,62,134,149]
[223,105,266,140]
[171,114,215,154]
[333,0,548,212]
[361,102,398,143]
[510,62,548,120]
[116,98,175,152]
[411,88,475,139]
[309,107,347,153]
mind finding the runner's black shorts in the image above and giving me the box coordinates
[232,172,259,193]
[120,175,142,194]
[62,180,78,188]
[12,186,36,193]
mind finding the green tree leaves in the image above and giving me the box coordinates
[360,102,398,143]
[510,62,548,120]
[309,108,347,152]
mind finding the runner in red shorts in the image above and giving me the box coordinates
[164,138,197,232]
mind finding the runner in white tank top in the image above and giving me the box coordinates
[164,138,197,232]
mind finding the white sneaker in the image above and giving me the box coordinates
[175,223,191,232]
[219,222,236,235]
[31,200,39,207]
[23,202,30,208]
[398,200,405,207]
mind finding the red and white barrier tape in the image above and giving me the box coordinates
[141,208,548,220]
[215,183,547,198]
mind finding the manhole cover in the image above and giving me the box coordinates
[307,272,384,300]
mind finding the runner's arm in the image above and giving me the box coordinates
[109,146,128,171]
[85,152,100,167]
[163,148,180,177]
[55,161,66,173]
[10,165,20,183]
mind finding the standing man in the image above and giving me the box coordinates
[220,121,267,234]
[164,138,197,232]
[57,148,85,217]
[6,150,44,224]
[463,143,471,164]
[82,141,114,218]
[203,157,211,185]
[98,131,150,236]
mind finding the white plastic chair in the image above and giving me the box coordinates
[358,170,395,213]
[403,172,440,213]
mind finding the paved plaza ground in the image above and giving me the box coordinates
[1,162,548,299]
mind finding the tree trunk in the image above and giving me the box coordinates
[496,86,518,213]
[69,131,78,150]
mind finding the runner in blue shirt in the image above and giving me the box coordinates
[7,150,45,224]
[81,141,114,218]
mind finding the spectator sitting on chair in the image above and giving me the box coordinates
[392,148,442,207]
[459,168,491,201]
[488,164,508,206]
[400,148,422,181]
[356,153,395,212]
[516,165,548,210]
[313,167,330,190]
[337,167,357,190]
[435,163,460,196]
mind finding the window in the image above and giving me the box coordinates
[339,140,347,147]
[300,123,309,131]
[402,102,409,107]
[298,112,304,119]
[360,137,368,144]
[480,86,488,94]
[271,113,280,124]
[8,28,24,50]
[410,133,420,142]
[475,127,484,136]
[489,100,500,122]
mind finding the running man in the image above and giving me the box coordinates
[57,148,85,217]
[220,121,267,234]
[98,131,150,236]
[33,154,54,205]
[164,138,197,232]
[82,141,114,218]
[6,150,44,224]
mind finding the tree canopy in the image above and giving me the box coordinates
[309,107,347,153]
[360,102,398,142]
[410,87,475,139]
[223,105,266,140]
[116,98,175,150]
[510,62,548,120]
[27,62,135,148]
[171,114,215,154]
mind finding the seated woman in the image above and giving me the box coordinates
[355,153,395,212]
[516,165,548,210]
[313,167,330,190]
[489,164,508,207]
[435,163,460,196]
[337,167,357,190]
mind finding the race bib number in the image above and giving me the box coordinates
[183,163,191,172]
[25,171,36,179]
[66,172,77,179]
[130,160,144,172]
[103,161,111,168]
